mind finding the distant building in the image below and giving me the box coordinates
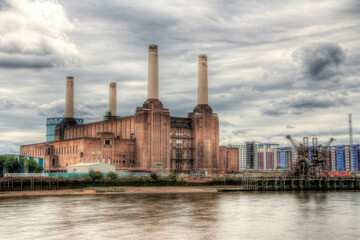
[246,141,259,169]
[257,143,279,170]
[327,145,360,172]
[227,143,247,170]
[275,147,293,170]
[46,117,83,142]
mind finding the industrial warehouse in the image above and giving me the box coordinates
[19,45,229,173]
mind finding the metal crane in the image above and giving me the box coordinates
[309,137,335,175]
[285,135,310,176]
[285,135,335,176]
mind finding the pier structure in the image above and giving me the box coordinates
[239,176,360,191]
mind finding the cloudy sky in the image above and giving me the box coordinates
[1,0,360,154]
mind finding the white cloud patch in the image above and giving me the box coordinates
[0,0,79,68]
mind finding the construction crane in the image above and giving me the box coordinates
[285,135,334,176]
[309,137,335,175]
[285,135,310,176]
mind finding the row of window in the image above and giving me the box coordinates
[114,160,135,167]
[114,154,135,158]
[55,145,79,155]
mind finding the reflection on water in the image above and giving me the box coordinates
[1,191,360,240]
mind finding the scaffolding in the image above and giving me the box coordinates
[170,118,194,173]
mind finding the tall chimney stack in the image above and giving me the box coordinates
[109,82,117,116]
[147,45,159,99]
[198,54,208,105]
[65,76,74,118]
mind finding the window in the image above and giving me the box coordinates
[47,148,50,155]
[104,139,111,145]
[80,152,83,158]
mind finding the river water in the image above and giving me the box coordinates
[1,191,359,240]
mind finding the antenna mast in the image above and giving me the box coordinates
[349,113,353,171]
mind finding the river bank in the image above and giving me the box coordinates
[0,186,224,198]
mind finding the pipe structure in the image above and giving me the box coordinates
[198,54,208,105]
[147,45,159,99]
[65,76,74,118]
[109,82,117,116]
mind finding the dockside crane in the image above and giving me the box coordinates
[285,135,310,176]
[285,135,335,176]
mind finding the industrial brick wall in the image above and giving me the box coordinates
[62,116,134,140]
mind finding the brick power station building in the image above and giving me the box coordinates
[20,45,238,173]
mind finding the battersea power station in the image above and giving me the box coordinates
[20,45,238,173]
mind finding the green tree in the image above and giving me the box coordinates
[3,156,21,173]
[84,175,93,182]
[89,170,104,181]
[150,172,159,181]
[107,171,117,180]
[0,155,6,169]
[0,155,6,176]
[169,172,177,182]
[24,158,44,173]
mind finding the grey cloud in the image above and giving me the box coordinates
[278,128,348,140]
[221,120,235,127]
[0,96,35,109]
[232,129,252,136]
[0,57,54,69]
[262,91,349,116]
[286,125,295,129]
[262,106,286,116]
[294,42,345,81]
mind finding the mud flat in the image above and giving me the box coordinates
[0,186,224,198]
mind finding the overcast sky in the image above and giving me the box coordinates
[1,0,360,154]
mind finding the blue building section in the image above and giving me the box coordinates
[309,150,312,163]
[280,152,287,169]
[336,148,344,171]
[352,149,358,171]
[46,117,84,142]
[38,158,44,168]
